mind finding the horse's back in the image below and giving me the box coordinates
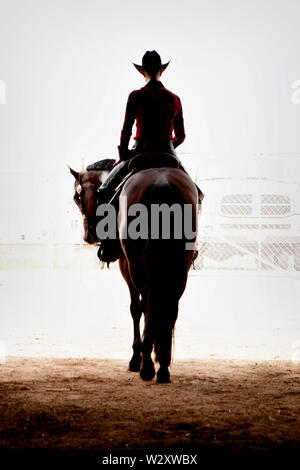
[121,167,197,207]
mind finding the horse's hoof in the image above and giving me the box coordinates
[156,368,170,384]
[140,361,155,381]
[128,358,141,372]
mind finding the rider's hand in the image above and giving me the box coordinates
[113,159,121,168]
[117,145,130,162]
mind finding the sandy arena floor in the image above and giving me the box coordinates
[0,357,300,464]
[1,269,300,464]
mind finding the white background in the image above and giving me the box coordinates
[0,0,300,360]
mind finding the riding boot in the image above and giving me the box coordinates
[177,162,204,203]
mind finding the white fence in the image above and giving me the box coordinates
[193,175,300,275]
[1,157,300,276]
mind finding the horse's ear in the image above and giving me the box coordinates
[68,165,79,179]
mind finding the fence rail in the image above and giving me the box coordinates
[1,160,299,277]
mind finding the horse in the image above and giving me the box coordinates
[69,157,198,383]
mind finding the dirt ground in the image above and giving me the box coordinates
[0,357,300,465]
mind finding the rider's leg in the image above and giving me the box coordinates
[177,160,204,203]
[97,141,144,197]
[97,160,129,201]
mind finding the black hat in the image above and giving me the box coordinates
[133,50,170,75]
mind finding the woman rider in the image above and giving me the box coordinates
[98,50,201,200]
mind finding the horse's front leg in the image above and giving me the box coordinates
[128,289,143,372]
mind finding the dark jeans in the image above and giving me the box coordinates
[130,139,177,157]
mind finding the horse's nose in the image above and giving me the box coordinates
[84,232,93,244]
[84,230,97,245]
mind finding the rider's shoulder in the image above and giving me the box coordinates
[127,88,142,101]
[163,86,181,102]
[128,84,181,103]
[127,85,151,102]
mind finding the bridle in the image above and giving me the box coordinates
[76,174,87,217]
[75,173,98,237]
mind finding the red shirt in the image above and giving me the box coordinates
[120,80,185,150]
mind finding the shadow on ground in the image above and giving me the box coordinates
[0,357,300,464]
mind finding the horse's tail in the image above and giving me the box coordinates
[142,181,191,366]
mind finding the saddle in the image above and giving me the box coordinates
[113,152,204,203]
[97,152,203,265]
[97,153,182,265]
[112,152,181,199]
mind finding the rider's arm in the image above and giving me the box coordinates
[172,97,186,148]
[120,91,137,158]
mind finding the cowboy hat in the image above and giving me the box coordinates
[133,50,170,75]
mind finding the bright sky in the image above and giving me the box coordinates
[0,0,300,240]
[0,0,300,173]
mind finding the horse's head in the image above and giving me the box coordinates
[69,165,111,244]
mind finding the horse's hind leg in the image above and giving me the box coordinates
[140,310,155,381]
[128,290,143,372]
[155,301,179,384]
[156,330,172,383]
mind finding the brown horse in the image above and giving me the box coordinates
[70,159,198,383]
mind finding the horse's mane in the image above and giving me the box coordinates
[86,159,115,172]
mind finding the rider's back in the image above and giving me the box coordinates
[122,80,185,148]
